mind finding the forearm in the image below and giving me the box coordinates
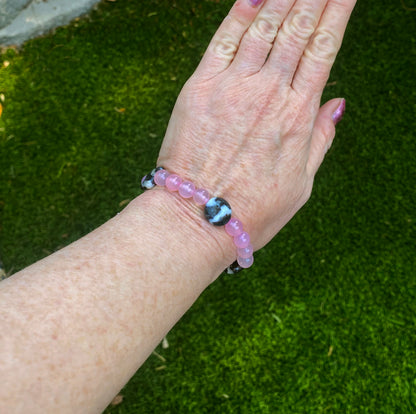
[0,0,356,410]
[0,189,233,413]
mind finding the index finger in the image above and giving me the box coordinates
[195,0,263,79]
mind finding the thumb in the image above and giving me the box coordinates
[307,98,346,176]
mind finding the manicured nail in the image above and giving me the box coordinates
[332,98,346,125]
[249,0,264,7]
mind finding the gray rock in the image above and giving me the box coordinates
[0,0,100,46]
[0,0,32,29]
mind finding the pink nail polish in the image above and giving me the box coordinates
[249,0,263,7]
[332,99,346,125]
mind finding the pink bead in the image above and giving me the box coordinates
[237,244,253,259]
[225,218,244,237]
[234,231,250,249]
[178,181,195,198]
[193,188,210,205]
[237,255,254,269]
[165,174,182,191]
[154,170,169,186]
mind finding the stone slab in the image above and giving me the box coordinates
[0,0,32,29]
[0,0,100,46]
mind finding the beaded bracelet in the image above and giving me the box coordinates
[141,167,254,275]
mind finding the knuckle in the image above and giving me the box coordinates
[210,34,238,59]
[285,10,317,42]
[249,11,281,44]
[208,12,248,60]
[306,29,339,62]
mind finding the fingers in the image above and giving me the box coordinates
[197,0,356,84]
[231,0,296,74]
[266,0,328,79]
[291,0,357,95]
[195,0,263,78]
[306,98,345,175]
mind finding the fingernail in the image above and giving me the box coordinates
[332,98,346,125]
[249,0,264,7]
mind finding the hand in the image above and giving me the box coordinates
[158,0,356,250]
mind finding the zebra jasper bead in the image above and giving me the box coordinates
[140,166,164,190]
[204,197,232,226]
[225,261,243,275]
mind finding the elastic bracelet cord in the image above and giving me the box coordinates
[141,167,254,275]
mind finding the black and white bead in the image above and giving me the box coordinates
[204,197,232,227]
[140,166,164,190]
[225,261,243,275]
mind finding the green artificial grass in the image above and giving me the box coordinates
[1,0,415,412]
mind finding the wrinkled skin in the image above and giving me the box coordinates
[158,0,356,250]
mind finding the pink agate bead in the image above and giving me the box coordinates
[179,181,195,198]
[225,218,244,237]
[237,255,254,269]
[237,244,253,259]
[234,231,250,249]
[165,174,182,192]
[154,169,169,186]
[193,188,210,205]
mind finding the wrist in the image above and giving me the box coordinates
[122,188,236,284]
[141,166,255,273]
